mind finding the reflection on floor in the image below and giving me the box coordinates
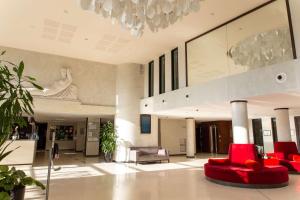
[15,151,300,200]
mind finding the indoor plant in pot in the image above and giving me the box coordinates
[0,50,45,200]
[0,166,45,200]
[100,121,117,162]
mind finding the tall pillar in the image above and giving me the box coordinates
[231,100,249,144]
[274,108,291,141]
[115,64,158,162]
[186,118,196,158]
[115,63,144,162]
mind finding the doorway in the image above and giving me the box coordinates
[294,117,300,149]
[271,118,278,143]
[196,121,232,154]
[36,123,48,150]
[252,119,264,152]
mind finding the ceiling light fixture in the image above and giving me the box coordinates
[79,0,202,37]
[228,26,293,68]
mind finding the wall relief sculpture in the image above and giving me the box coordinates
[26,68,78,100]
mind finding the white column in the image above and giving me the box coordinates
[231,100,249,144]
[115,64,158,162]
[274,108,291,141]
[186,118,196,158]
[115,63,143,162]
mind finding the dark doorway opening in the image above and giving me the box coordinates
[196,121,232,154]
[271,118,278,143]
[252,119,264,152]
[294,117,300,149]
[36,123,48,150]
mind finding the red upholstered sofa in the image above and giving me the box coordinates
[204,144,289,188]
[266,142,300,173]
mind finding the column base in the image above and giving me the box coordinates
[186,156,195,158]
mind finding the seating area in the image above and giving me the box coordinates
[129,146,170,164]
[204,144,289,188]
[266,142,300,173]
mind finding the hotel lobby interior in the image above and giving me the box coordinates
[1,0,300,199]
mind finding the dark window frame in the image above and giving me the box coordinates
[159,55,165,94]
[171,48,179,91]
[148,61,154,97]
[252,119,264,148]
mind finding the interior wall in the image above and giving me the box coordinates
[289,115,298,144]
[143,42,186,98]
[1,46,116,106]
[248,115,299,152]
[141,59,300,114]
[261,117,274,152]
[160,119,187,155]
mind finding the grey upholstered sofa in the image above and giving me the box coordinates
[129,146,169,164]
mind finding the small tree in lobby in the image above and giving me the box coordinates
[100,121,117,162]
[0,50,45,200]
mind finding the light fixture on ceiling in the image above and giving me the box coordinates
[228,26,293,69]
[79,0,202,37]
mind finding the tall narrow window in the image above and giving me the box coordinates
[159,55,165,94]
[148,61,154,97]
[171,48,179,90]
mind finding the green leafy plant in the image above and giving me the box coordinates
[0,50,42,145]
[0,50,45,199]
[100,121,117,162]
[0,165,45,200]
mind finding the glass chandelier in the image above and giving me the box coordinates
[228,27,293,69]
[79,0,201,36]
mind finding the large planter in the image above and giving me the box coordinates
[11,186,25,200]
[104,153,113,162]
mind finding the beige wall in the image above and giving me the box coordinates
[160,119,187,155]
[0,140,36,165]
[1,46,116,106]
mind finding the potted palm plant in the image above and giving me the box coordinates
[100,121,117,162]
[0,50,45,200]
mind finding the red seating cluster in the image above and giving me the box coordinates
[204,144,289,188]
[266,142,300,173]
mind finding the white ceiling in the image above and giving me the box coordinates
[0,0,269,65]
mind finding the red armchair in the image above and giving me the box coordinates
[266,142,300,173]
[204,144,289,188]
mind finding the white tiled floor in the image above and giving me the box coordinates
[18,152,300,200]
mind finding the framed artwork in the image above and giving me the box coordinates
[140,114,151,134]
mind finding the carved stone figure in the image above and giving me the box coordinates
[26,68,78,100]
